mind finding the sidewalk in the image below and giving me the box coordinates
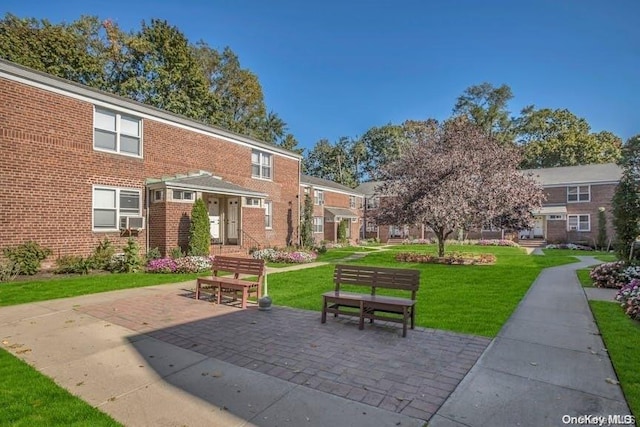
[429,256,633,426]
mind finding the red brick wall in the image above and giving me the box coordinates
[0,76,300,258]
[241,206,268,248]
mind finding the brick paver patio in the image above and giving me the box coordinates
[78,287,489,422]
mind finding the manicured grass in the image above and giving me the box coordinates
[268,245,577,337]
[577,268,593,287]
[590,301,640,418]
[0,348,121,426]
[595,254,618,262]
[0,273,203,307]
[542,249,614,258]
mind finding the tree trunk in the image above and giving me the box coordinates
[436,228,446,257]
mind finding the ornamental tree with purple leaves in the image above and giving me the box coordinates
[374,117,544,257]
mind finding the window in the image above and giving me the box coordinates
[304,187,310,194]
[252,150,272,179]
[172,190,194,201]
[366,197,379,209]
[153,190,163,202]
[314,190,324,205]
[245,197,262,207]
[264,201,272,229]
[313,216,324,233]
[93,186,141,231]
[349,196,356,209]
[567,214,590,231]
[366,222,378,232]
[94,108,142,156]
[567,185,590,202]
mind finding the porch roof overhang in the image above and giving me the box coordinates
[147,174,267,198]
[324,207,359,220]
[532,206,568,216]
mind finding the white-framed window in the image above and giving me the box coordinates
[153,189,164,202]
[172,190,194,201]
[264,201,273,229]
[304,187,310,194]
[567,214,590,231]
[252,150,272,180]
[94,107,142,157]
[349,196,356,209]
[314,190,324,205]
[245,197,262,207]
[548,214,564,220]
[366,222,378,232]
[313,216,324,233]
[92,186,141,231]
[567,185,590,202]
[366,197,379,209]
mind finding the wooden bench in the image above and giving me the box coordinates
[195,256,266,309]
[321,264,420,337]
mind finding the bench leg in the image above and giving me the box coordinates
[359,301,365,330]
[411,306,415,329]
[241,287,248,309]
[321,298,327,323]
[402,306,408,338]
[195,281,201,300]
[216,285,222,305]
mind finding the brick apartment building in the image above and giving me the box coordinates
[300,175,364,244]
[0,59,302,258]
[356,163,622,245]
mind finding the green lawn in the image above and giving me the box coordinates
[0,273,203,307]
[577,268,593,287]
[268,245,577,337]
[590,301,640,418]
[542,249,615,259]
[0,348,121,426]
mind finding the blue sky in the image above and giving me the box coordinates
[2,0,638,151]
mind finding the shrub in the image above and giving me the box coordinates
[146,247,162,263]
[615,279,640,321]
[188,198,211,256]
[0,260,20,283]
[169,247,184,260]
[476,239,520,247]
[55,255,90,275]
[3,241,52,275]
[402,238,433,245]
[337,220,348,243]
[589,261,628,288]
[545,243,593,251]
[88,238,114,270]
[395,251,496,265]
[108,239,142,273]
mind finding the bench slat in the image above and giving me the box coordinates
[196,256,265,309]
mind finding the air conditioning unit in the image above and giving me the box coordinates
[120,215,145,230]
[569,226,578,231]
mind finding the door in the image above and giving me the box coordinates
[533,216,544,238]
[227,198,239,241]
[208,198,220,242]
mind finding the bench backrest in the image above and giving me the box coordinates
[212,256,266,282]
[333,264,420,297]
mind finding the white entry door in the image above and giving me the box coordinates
[208,198,220,241]
[227,198,239,240]
[533,216,544,237]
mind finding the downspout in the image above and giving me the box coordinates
[145,187,150,255]
[297,158,302,246]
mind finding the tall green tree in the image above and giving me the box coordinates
[0,14,107,86]
[357,124,408,181]
[613,135,640,261]
[188,198,211,256]
[304,137,358,187]
[516,106,622,168]
[453,82,514,143]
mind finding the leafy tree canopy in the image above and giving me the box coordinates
[516,106,622,168]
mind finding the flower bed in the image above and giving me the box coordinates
[251,248,317,264]
[615,280,640,321]
[395,251,496,265]
[589,261,628,288]
[476,239,520,247]
[401,238,518,247]
[147,256,213,273]
[545,243,593,251]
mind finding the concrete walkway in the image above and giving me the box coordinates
[429,256,633,426]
